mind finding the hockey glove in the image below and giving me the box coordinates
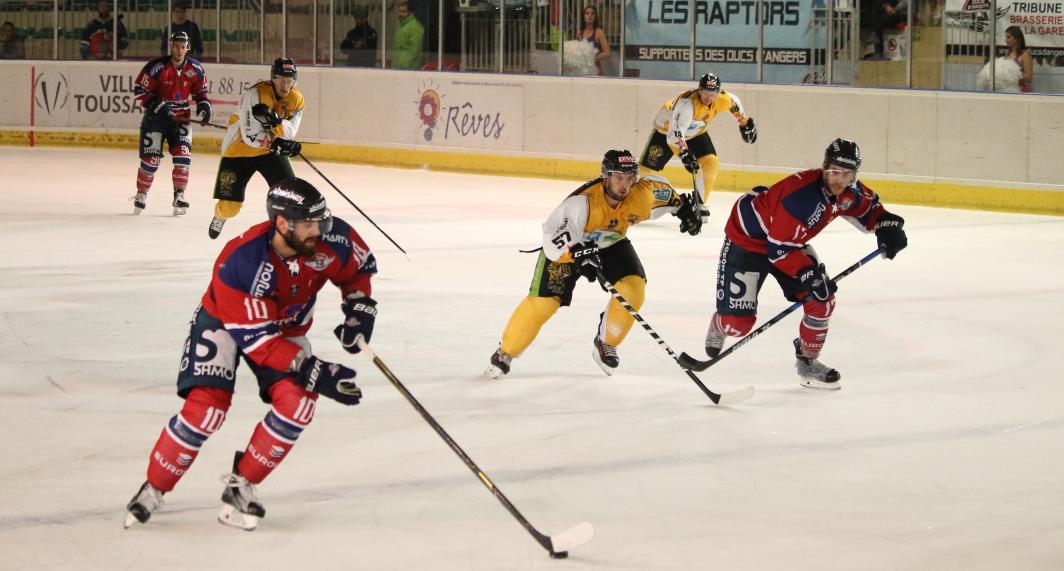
[195,99,212,126]
[678,148,700,174]
[675,192,710,236]
[149,100,175,120]
[251,103,283,129]
[739,117,757,144]
[570,241,601,283]
[874,212,907,260]
[333,296,377,354]
[798,262,838,302]
[298,356,362,406]
[271,138,302,157]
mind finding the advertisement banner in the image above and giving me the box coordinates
[945,0,1064,54]
[408,77,524,151]
[622,0,822,84]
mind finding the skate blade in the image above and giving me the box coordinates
[218,504,259,531]
[484,365,505,379]
[591,350,615,376]
[172,207,188,216]
[123,512,138,529]
[799,378,842,391]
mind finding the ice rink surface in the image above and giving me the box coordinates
[1,147,1063,570]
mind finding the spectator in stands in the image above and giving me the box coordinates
[577,5,610,76]
[160,1,205,61]
[391,0,424,70]
[1004,26,1034,92]
[80,0,129,60]
[340,7,378,67]
[860,0,907,60]
[0,21,25,59]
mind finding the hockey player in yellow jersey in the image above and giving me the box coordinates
[207,58,306,239]
[639,73,757,202]
[486,150,710,377]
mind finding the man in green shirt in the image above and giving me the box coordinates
[392,0,424,70]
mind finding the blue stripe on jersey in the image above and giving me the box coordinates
[227,322,280,351]
[737,194,767,241]
[265,410,304,440]
[169,415,207,449]
[767,241,800,263]
[781,182,830,230]
[218,236,274,298]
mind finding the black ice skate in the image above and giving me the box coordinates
[485,348,513,379]
[208,217,226,239]
[124,480,164,529]
[793,338,841,390]
[131,192,148,215]
[592,336,619,375]
[218,452,266,531]
[172,191,189,216]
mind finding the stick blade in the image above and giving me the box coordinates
[550,521,594,553]
[716,386,755,407]
[677,352,712,371]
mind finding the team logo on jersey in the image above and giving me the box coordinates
[647,145,664,162]
[653,188,672,201]
[286,258,300,275]
[837,196,853,210]
[219,170,237,193]
[304,253,334,271]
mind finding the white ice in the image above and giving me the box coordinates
[1,147,1063,570]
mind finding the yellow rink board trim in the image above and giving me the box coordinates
[3,129,1061,216]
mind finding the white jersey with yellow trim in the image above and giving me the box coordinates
[653,89,748,148]
[541,174,685,262]
[221,80,305,158]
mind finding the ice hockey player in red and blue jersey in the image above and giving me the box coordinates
[704,138,908,389]
[124,178,379,531]
[130,31,210,216]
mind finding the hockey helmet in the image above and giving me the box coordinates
[169,31,190,45]
[271,57,298,79]
[698,73,721,93]
[601,149,639,178]
[823,138,861,171]
[266,178,332,233]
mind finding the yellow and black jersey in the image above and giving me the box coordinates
[652,89,747,148]
[221,80,305,158]
[541,175,685,262]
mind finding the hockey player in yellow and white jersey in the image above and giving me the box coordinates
[639,73,757,202]
[485,150,710,377]
[207,58,306,239]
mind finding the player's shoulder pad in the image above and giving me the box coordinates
[145,57,168,77]
[570,177,601,198]
[218,227,274,296]
[640,173,671,185]
[286,88,306,110]
[320,217,376,271]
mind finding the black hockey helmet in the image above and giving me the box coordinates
[271,57,297,79]
[698,72,721,92]
[823,138,861,171]
[601,149,639,178]
[266,178,332,233]
[169,31,190,44]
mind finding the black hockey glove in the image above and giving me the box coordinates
[271,138,302,157]
[874,212,907,260]
[149,100,176,120]
[298,356,362,406]
[195,99,212,125]
[569,241,601,283]
[333,296,377,354]
[798,262,838,302]
[251,103,283,129]
[675,192,710,236]
[678,148,700,174]
[739,117,757,144]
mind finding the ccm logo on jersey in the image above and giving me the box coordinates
[252,261,275,298]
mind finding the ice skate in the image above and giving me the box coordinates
[124,480,164,529]
[592,336,619,375]
[131,192,148,215]
[217,452,265,531]
[484,348,512,378]
[172,191,189,216]
[793,338,841,390]
[208,217,226,239]
[705,320,726,360]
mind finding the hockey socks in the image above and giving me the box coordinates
[136,156,161,193]
[145,387,231,492]
[235,380,317,484]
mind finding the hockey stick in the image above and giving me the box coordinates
[298,153,412,261]
[356,338,594,558]
[677,247,884,372]
[596,274,755,406]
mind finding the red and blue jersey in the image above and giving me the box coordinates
[724,168,887,277]
[200,218,377,374]
[134,56,208,112]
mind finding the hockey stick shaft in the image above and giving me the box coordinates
[298,153,411,260]
[597,275,753,406]
[355,338,591,557]
[678,247,884,372]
